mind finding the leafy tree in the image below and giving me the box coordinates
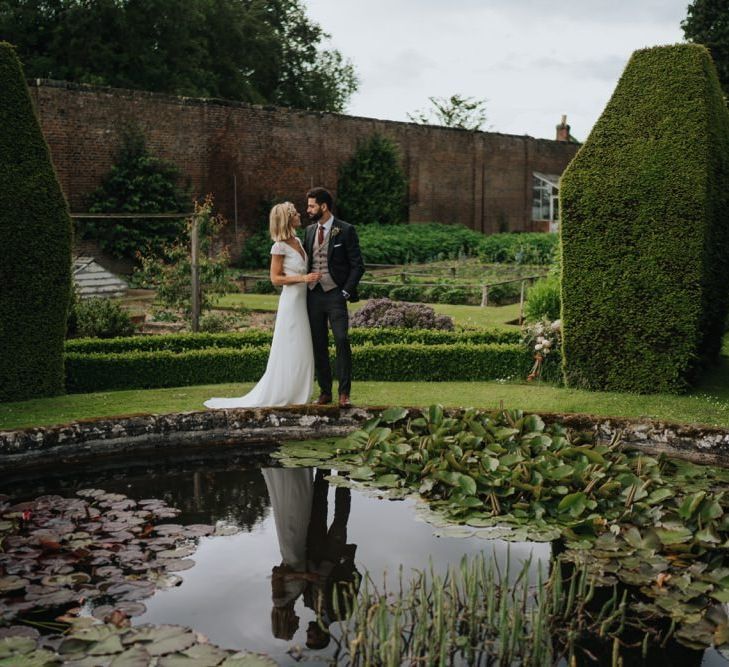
[82,129,190,260]
[0,41,73,401]
[408,94,489,130]
[134,195,234,320]
[337,135,408,225]
[682,0,729,96]
[0,0,358,112]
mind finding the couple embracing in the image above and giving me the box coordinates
[205,187,365,410]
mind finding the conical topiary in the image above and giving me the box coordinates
[0,42,73,401]
[560,44,729,394]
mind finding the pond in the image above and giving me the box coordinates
[2,446,549,664]
[2,435,729,666]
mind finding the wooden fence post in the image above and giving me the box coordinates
[481,285,489,307]
[191,218,200,333]
[519,280,526,325]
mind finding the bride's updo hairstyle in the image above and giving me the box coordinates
[269,202,297,241]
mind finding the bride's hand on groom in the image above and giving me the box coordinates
[302,272,321,283]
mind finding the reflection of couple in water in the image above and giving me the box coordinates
[263,467,359,649]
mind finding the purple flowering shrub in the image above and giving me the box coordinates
[351,298,454,330]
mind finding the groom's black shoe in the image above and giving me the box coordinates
[316,393,332,405]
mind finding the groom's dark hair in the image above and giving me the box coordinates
[307,187,334,210]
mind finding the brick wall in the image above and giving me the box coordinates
[29,79,579,257]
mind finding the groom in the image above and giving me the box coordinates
[304,187,364,408]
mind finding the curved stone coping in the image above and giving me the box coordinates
[1,406,729,472]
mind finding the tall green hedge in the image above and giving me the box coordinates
[0,42,73,401]
[560,44,729,394]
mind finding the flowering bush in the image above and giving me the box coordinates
[523,318,562,382]
[350,298,454,330]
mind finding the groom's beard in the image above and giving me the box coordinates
[309,211,322,222]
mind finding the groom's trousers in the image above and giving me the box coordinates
[307,285,352,397]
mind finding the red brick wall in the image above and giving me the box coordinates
[29,79,579,256]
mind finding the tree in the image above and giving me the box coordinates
[82,128,190,260]
[682,0,729,96]
[134,195,234,320]
[337,135,408,226]
[0,41,73,401]
[408,94,488,130]
[0,0,358,112]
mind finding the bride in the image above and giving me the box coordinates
[204,202,321,409]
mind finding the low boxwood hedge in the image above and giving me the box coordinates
[64,328,521,354]
[64,342,532,392]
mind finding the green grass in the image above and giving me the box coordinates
[2,361,729,431]
[213,294,521,330]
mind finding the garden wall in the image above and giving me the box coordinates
[28,79,578,259]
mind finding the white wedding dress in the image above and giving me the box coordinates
[204,240,314,408]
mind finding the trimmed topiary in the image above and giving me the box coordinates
[0,42,73,401]
[560,44,729,394]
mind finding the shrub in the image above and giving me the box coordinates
[486,282,521,306]
[0,42,73,401]
[64,327,520,354]
[337,135,407,225]
[388,285,425,302]
[199,313,241,333]
[64,343,529,392]
[350,298,454,330]
[560,44,729,393]
[358,282,391,299]
[68,298,136,339]
[81,128,189,260]
[477,233,558,265]
[357,223,484,265]
[237,222,487,269]
[524,275,561,323]
[250,279,278,295]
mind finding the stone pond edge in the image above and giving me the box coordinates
[2,405,729,471]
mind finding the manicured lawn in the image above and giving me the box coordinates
[2,363,729,431]
[214,294,521,330]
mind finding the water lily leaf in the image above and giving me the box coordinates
[158,642,229,666]
[350,467,374,480]
[0,648,58,666]
[679,492,707,520]
[379,407,409,424]
[220,653,277,667]
[428,405,444,426]
[88,634,125,656]
[109,645,152,667]
[0,576,27,593]
[456,475,477,497]
[434,526,475,539]
[557,492,587,518]
[654,526,694,546]
[0,636,36,658]
[520,414,545,433]
[157,546,196,560]
[645,488,674,506]
[213,524,240,537]
[157,559,195,573]
[126,626,196,656]
[276,457,322,467]
[711,588,729,603]
[492,427,519,442]
[374,474,400,488]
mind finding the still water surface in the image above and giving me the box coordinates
[4,446,728,666]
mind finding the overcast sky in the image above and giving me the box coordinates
[305,0,691,141]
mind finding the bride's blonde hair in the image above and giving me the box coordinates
[269,202,298,241]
